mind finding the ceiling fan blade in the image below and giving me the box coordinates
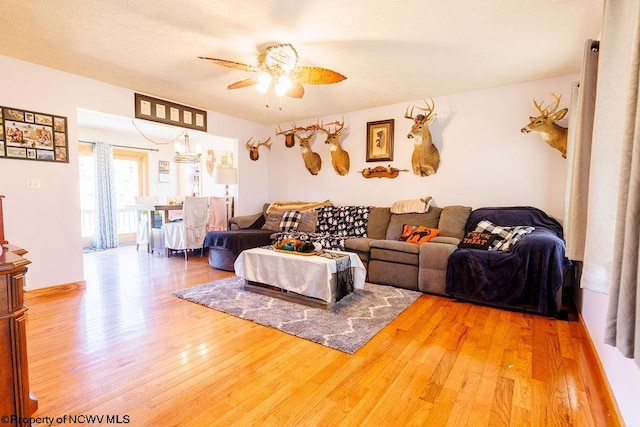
[285,82,305,99]
[293,66,347,85]
[227,77,258,90]
[198,56,259,73]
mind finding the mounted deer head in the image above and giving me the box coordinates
[521,93,568,158]
[405,98,440,176]
[294,126,322,175]
[245,136,272,161]
[276,123,298,148]
[318,117,350,176]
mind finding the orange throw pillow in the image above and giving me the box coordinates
[400,224,440,244]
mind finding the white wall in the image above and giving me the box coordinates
[268,75,573,220]
[0,54,270,290]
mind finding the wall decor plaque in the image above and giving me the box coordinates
[366,119,394,162]
[135,93,207,132]
[0,106,69,163]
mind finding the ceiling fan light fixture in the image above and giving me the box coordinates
[275,75,292,96]
[256,72,272,93]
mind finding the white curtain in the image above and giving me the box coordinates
[605,3,640,367]
[564,40,599,262]
[93,142,118,249]
[578,0,639,294]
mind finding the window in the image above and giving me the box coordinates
[78,144,149,246]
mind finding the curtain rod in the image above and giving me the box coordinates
[79,140,160,152]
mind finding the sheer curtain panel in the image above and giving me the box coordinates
[605,4,640,366]
[93,142,118,249]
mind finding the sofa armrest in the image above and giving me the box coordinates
[418,241,458,295]
[229,212,265,230]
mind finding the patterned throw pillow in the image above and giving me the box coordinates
[399,224,440,244]
[458,231,497,250]
[279,210,302,232]
[473,220,535,251]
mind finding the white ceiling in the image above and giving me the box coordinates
[0,0,603,126]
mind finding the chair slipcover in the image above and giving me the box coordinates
[207,196,229,232]
[163,197,209,259]
[134,196,158,250]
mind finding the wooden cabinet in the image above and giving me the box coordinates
[0,246,37,426]
[0,196,37,427]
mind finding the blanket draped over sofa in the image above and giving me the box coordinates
[445,206,571,316]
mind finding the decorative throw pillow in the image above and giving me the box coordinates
[474,220,535,251]
[458,231,497,250]
[279,210,302,232]
[297,210,319,233]
[390,197,432,214]
[261,212,284,231]
[400,224,440,244]
[399,224,418,241]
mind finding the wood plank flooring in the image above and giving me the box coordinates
[24,246,620,426]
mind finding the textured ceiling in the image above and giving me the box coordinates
[0,0,603,126]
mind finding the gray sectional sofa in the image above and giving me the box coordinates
[205,202,472,297]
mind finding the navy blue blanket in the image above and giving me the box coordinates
[445,207,571,316]
[204,229,273,256]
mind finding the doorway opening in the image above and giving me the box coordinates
[78,144,149,248]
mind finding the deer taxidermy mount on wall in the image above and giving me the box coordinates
[294,125,322,175]
[520,93,568,158]
[245,136,272,161]
[405,98,440,176]
[319,118,350,176]
[275,123,297,148]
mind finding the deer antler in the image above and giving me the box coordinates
[257,137,272,149]
[533,93,563,118]
[245,137,255,149]
[276,123,298,136]
[405,99,435,123]
[318,117,344,135]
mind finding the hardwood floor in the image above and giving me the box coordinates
[24,246,620,426]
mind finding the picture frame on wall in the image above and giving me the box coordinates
[366,119,394,162]
[0,106,69,163]
[135,93,207,132]
[159,160,170,183]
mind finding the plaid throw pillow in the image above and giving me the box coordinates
[474,220,535,251]
[279,210,302,232]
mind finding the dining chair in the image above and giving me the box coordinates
[134,195,158,251]
[162,196,209,260]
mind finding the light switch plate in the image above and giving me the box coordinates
[26,178,41,190]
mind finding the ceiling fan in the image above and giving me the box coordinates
[199,43,346,100]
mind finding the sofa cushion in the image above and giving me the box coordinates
[297,210,318,233]
[385,207,442,240]
[370,239,421,254]
[279,210,302,232]
[438,205,472,239]
[262,212,284,231]
[344,237,376,253]
[367,207,391,240]
[370,241,420,266]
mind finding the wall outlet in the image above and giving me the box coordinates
[26,178,41,190]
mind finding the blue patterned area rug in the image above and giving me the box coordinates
[173,276,421,354]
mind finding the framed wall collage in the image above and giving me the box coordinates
[134,93,207,132]
[0,106,69,163]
